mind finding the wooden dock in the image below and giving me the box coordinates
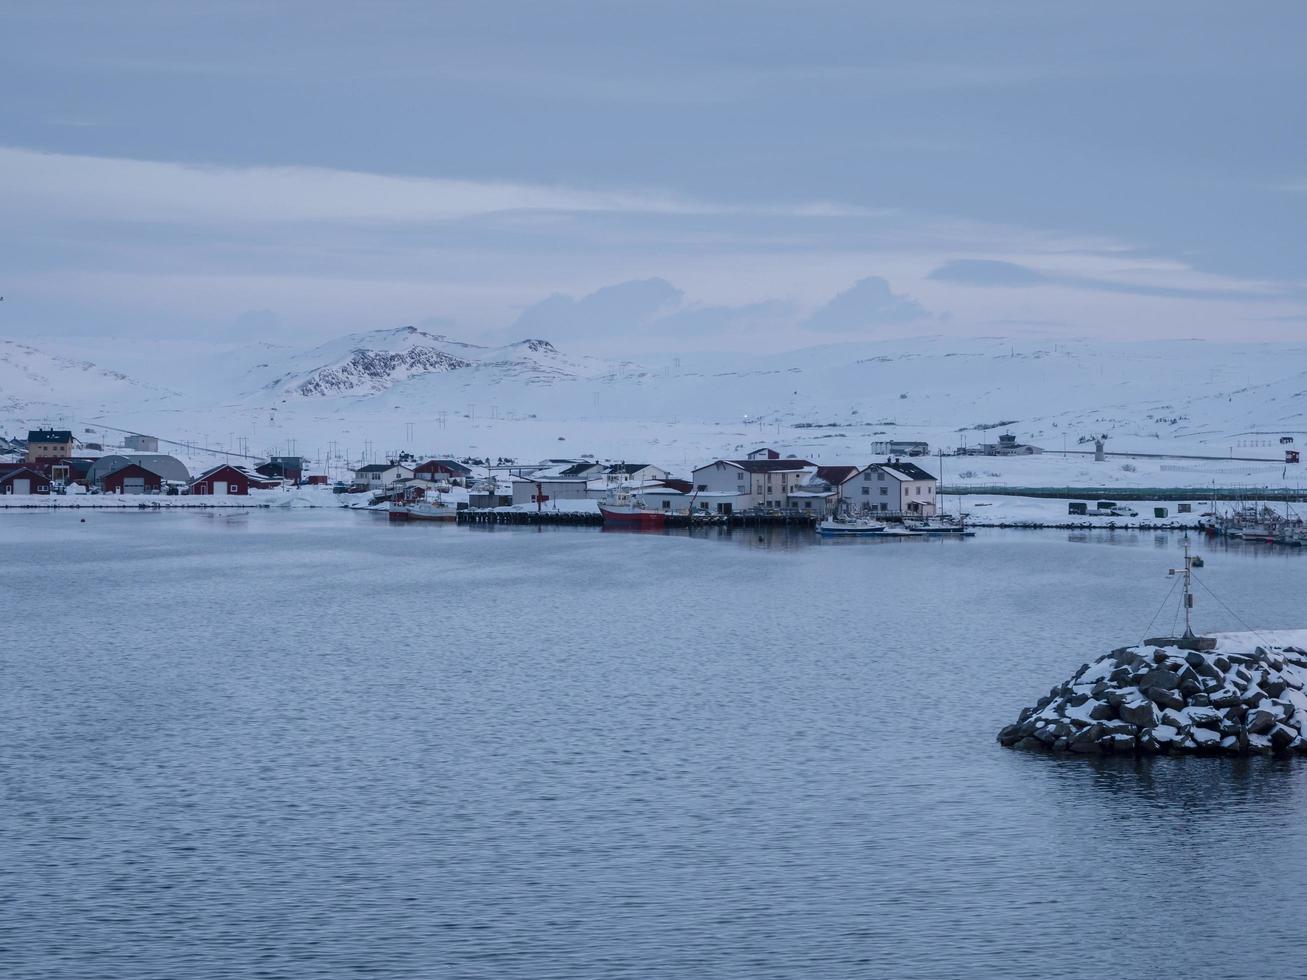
[457,508,819,529]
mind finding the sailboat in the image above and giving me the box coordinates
[903,453,973,534]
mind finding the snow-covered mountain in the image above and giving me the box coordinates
[247,326,622,398]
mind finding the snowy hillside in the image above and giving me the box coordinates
[243,326,625,399]
[0,339,178,417]
[3,329,1306,488]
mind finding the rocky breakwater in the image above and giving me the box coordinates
[999,630,1307,755]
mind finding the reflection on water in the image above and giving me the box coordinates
[2,511,1306,980]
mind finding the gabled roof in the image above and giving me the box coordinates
[559,462,601,476]
[510,474,588,484]
[693,458,811,475]
[815,465,860,486]
[881,461,936,482]
[866,461,937,482]
[356,463,408,474]
[0,465,47,483]
[194,463,275,483]
[605,463,656,475]
[415,458,473,475]
[731,458,813,473]
[101,462,163,482]
[28,429,74,443]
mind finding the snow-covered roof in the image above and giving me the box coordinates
[693,458,814,475]
[511,474,588,485]
[869,461,937,482]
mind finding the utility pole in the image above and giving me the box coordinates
[1168,538,1199,640]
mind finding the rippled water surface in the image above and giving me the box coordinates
[3,510,1307,979]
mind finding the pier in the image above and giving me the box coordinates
[456,508,820,529]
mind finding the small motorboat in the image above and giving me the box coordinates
[388,485,458,521]
[903,516,971,534]
[817,516,887,536]
[400,500,457,521]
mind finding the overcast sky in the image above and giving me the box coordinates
[2,1,1305,354]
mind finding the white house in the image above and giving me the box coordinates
[353,463,415,488]
[691,457,814,511]
[840,460,938,516]
[633,486,693,513]
[510,476,591,507]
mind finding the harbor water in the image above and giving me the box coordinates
[3,510,1307,979]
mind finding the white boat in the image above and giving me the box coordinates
[817,516,887,536]
[391,500,457,521]
[903,516,970,534]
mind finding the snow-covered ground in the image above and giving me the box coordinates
[947,495,1204,528]
[0,485,340,509]
[4,331,1306,494]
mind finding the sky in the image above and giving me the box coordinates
[2,0,1305,356]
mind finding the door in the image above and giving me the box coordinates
[13,479,30,495]
[124,477,145,494]
[214,481,228,496]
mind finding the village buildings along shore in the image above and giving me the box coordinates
[1,428,943,521]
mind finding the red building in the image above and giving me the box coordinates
[0,466,52,495]
[413,459,473,485]
[101,462,164,494]
[190,464,280,496]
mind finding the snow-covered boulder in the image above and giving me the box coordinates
[999,631,1307,756]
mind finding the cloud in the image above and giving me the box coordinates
[510,278,685,343]
[0,146,882,230]
[0,146,702,226]
[928,259,1046,286]
[927,256,1281,303]
[802,276,932,331]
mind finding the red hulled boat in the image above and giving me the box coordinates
[598,488,667,529]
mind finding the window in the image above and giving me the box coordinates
[880,487,888,496]
[877,471,885,481]
[864,472,871,481]
[861,487,870,495]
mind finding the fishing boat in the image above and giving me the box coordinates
[599,487,667,529]
[817,516,887,536]
[392,500,457,522]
